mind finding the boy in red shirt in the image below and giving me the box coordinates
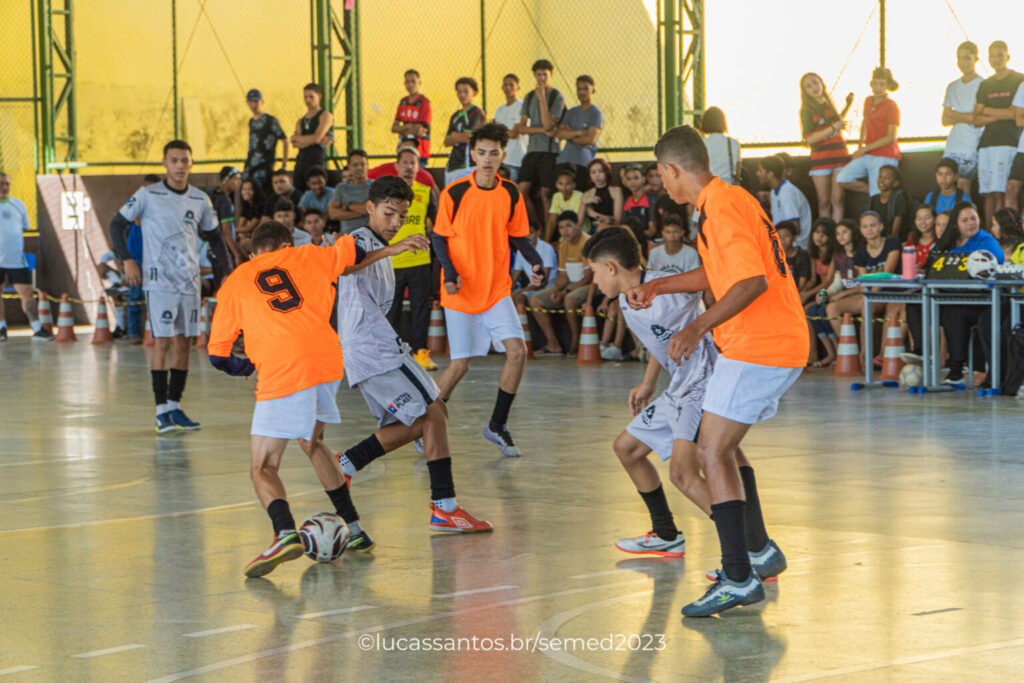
[392,69,432,163]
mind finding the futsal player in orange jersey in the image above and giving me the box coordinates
[628,125,808,617]
[207,220,428,578]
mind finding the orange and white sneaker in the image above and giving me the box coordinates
[244,531,304,578]
[414,348,438,371]
[428,505,494,533]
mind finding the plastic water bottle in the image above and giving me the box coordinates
[901,246,917,280]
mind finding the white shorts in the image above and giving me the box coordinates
[702,357,802,426]
[445,296,524,360]
[357,354,440,428]
[145,290,200,338]
[943,150,978,180]
[251,380,341,440]
[626,392,702,461]
[978,146,1016,194]
[835,154,898,196]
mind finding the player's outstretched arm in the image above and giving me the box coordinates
[341,234,431,276]
[625,267,709,310]
[668,275,767,363]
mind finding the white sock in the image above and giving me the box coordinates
[167,400,181,411]
[337,454,356,476]
[29,320,41,333]
[347,520,362,535]
[156,403,172,416]
[433,497,458,513]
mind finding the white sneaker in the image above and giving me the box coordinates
[601,345,623,361]
[614,531,685,557]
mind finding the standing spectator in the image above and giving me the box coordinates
[210,166,243,269]
[391,69,432,165]
[516,59,567,224]
[495,74,527,182]
[261,169,302,221]
[1005,78,1024,213]
[647,214,700,274]
[837,67,901,197]
[443,77,486,186]
[868,166,913,240]
[923,159,971,214]
[529,211,591,356]
[0,173,50,341]
[555,75,604,190]
[368,138,438,193]
[242,88,288,193]
[580,158,623,231]
[290,83,334,193]
[942,42,983,195]
[757,156,812,249]
[700,106,740,185]
[799,72,854,219]
[298,166,333,214]
[387,147,440,371]
[621,164,658,239]
[328,150,372,234]
[546,168,583,241]
[973,42,1024,227]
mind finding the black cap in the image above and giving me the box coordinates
[246,88,263,101]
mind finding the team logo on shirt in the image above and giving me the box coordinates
[161,310,173,322]
[641,404,657,426]
[650,324,672,342]
[764,217,788,276]
[183,209,195,226]
[386,392,413,415]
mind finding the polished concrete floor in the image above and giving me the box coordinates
[2,333,1024,682]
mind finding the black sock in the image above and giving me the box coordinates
[711,500,751,582]
[426,457,456,501]
[739,466,769,553]
[325,485,359,524]
[638,485,678,541]
[489,389,515,431]
[344,435,386,471]
[151,369,168,406]
[267,498,296,535]
[168,368,188,402]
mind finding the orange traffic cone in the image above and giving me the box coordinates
[880,316,905,381]
[53,294,77,342]
[195,298,211,349]
[428,302,448,357]
[833,313,862,377]
[576,304,602,365]
[37,292,54,334]
[516,301,535,360]
[91,299,114,344]
[142,313,154,347]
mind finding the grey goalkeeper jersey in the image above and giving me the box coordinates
[337,227,409,387]
[117,181,217,295]
[619,270,717,404]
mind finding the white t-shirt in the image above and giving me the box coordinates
[495,100,528,168]
[512,238,557,275]
[647,244,701,275]
[770,180,813,250]
[944,75,984,156]
[1012,82,1024,152]
[704,133,740,185]
[292,228,313,246]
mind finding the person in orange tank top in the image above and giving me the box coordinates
[627,125,807,617]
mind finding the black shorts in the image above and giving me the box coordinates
[0,267,32,285]
[1009,152,1024,182]
[519,152,559,189]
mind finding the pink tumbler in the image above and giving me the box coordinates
[902,246,917,280]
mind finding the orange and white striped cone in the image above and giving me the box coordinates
[428,302,448,357]
[833,313,862,377]
[576,304,602,365]
[53,294,77,342]
[195,298,210,349]
[142,313,154,347]
[516,301,535,360]
[91,299,114,345]
[37,292,54,334]
[880,316,905,381]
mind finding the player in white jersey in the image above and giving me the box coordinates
[109,140,226,434]
[334,177,493,545]
[0,173,52,341]
[583,228,784,577]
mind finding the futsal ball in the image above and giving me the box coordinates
[299,512,348,562]
[966,250,999,279]
[898,364,923,389]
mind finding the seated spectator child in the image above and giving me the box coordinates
[990,206,1022,245]
[302,207,333,246]
[580,158,623,231]
[644,164,665,196]
[272,200,311,246]
[909,205,938,269]
[529,211,591,355]
[511,221,557,306]
[238,179,264,249]
[199,243,215,298]
[546,168,583,241]
[868,165,913,240]
[776,221,811,291]
[262,169,303,221]
[803,217,839,366]
[655,193,693,242]
[298,166,333,214]
[647,214,700,274]
[923,158,971,214]
[622,164,658,239]
[621,216,650,264]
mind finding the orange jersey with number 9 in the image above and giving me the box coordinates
[208,237,357,400]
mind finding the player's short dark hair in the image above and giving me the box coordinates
[368,175,415,204]
[143,173,161,183]
[556,210,578,224]
[503,73,519,84]
[662,213,685,228]
[455,77,478,93]
[760,155,785,180]
[304,82,322,95]
[654,125,710,173]
[775,220,799,237]
[958,41,978,56]
[470,121,509,149]
[163,139,192,157]
[532,59,554,73]
[622,164,644,177]
[397,147,420,163]
[348,149,368,161]
[306,165,327,180]
[272,168,292,179]
[528,220,541,233]
[404,69,420,78]
[273,199,296,215]
[251,220,294,252]
[556,166,576,182]
[577,74,595,86]
[937,158,959,175]
[581,226,641,269]
[302,207,323,219]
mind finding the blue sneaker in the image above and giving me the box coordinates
[168,409,201,431]
[705,539,787,582]
[155,413,177,434]
[347,529,375,552]
[483,424,521,457]
[682,570,764,617]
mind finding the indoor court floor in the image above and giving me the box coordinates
[2,336,1024,682]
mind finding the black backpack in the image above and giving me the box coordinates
[1003,323,1024,397]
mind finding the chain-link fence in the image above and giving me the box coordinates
[0,0,39,222]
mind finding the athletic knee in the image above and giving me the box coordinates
[504,339,527,363]
[613,433,645,464]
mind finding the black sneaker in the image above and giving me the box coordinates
[0,328,7,341]
[32,329,55,342]
[483,424,522,457]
